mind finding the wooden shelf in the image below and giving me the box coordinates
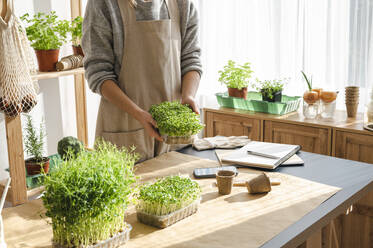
[31,67,85,81]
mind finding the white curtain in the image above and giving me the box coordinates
[196,0,373,111]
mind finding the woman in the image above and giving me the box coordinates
[82,0,202,161]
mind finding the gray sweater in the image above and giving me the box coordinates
[82,0,202,95]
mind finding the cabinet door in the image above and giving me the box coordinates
[205,112,261,141]
[335,131,373,163]
[264,121,331,155]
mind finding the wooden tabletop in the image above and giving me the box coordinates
[204,107,372,135]
[180,147,373,248]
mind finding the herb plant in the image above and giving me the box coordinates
[70,16,83,46]
[255,79,287,100]
[20,11,70,50]
[218,60,253,90]
[137,176,201,216]
[24,115,46,162]
[149,101,204,137]
[57,136,84,160]
[42,140,138,247]
[301,71,313,91]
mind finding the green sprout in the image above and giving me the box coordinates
[301,71,313,91]
[137,176,202,216]
[255,78,288,100]
[70,16,83,46]
[218,60,253,90]
[149,101,204,137]
[42,140,138,247]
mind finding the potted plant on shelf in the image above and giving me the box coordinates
[42,140,138,247]
[149,101,204,144]
[136,175,202,228]
[21,11,69,72]
[218,60,253,99]
[70,16,84,56]
[23,115,49,175]
[255,79,286,102]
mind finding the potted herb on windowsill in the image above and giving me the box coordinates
[70,16,83,56]
[256,79,286,102]
[149,101,204,144]
[218,60,253,99]
[42,141,137,247]
[23,115,49,175]
[21,12,69,72]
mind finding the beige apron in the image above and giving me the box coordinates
[95,0,182,161]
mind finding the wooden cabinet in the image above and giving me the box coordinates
[205,112,261,141]
[264,121,332,155]
[335,131,373,163]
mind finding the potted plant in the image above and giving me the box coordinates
[218,60,253,99]
[136,175,202,228]
[42,140,137,247]
[23,115,49,175]
[255,79,286,102]
[21,11,69,72]
[149,101,204,144]
[70,16,84,56]
[57,136,84,160]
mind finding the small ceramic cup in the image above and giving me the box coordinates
[216,170,235,195]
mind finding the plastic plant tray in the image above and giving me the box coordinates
[137,198,200,228]
[164,135,195,145]
[54,223,132,248]
[216,91,301,115]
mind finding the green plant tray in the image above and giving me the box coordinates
[216,91,301,115]
[5,154,63,189]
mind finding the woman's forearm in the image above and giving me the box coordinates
[181,71,201,99]
[100,80,144,121]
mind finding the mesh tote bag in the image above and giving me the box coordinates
[0,0,38,117]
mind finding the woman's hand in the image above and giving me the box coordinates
[136,110,164,142]
[182,95,200,114]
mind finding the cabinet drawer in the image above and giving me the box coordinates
[264,121,331,155]
[205,112,261,141]
[335,131,373,163]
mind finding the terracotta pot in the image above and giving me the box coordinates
[228,87,248,99]
[35,49,60,72]
[72,45,84,57]
[25,157,50,175]
[261,90,282,102]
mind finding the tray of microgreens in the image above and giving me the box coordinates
[136,175,202,228]
[42,140,138,248]
[149,101,204,144]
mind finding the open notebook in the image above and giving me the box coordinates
[221,141,301,169]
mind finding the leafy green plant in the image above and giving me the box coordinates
[255,78,287,100]
[57,136,84,160]
[218,60,253,90]
[137,175,201,216]
[149,101,204,137]
[42,140,138,247]
[70,16,83,46]
[24,115,46,162]
[20,11,70,50]
[301,71,313,91]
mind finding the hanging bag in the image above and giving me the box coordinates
[0,0,38,117]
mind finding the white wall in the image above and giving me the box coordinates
[0,0,100,180]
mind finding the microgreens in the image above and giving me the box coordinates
[255,78,287,100]
[137,176,201,216]
[218,60,253,90]
[42,140,138,247]
[149,101,204,137]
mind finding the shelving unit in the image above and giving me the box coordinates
[2,0,87,206]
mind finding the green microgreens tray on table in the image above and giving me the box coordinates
[136,175,202,228]
[42,140,138,247]
[149,101,204,144]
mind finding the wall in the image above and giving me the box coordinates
[0,0,100,180]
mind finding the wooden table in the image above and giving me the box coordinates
[180,147,373,247]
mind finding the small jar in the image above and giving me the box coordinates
[303,100,319,119]
[321,100,336,119]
